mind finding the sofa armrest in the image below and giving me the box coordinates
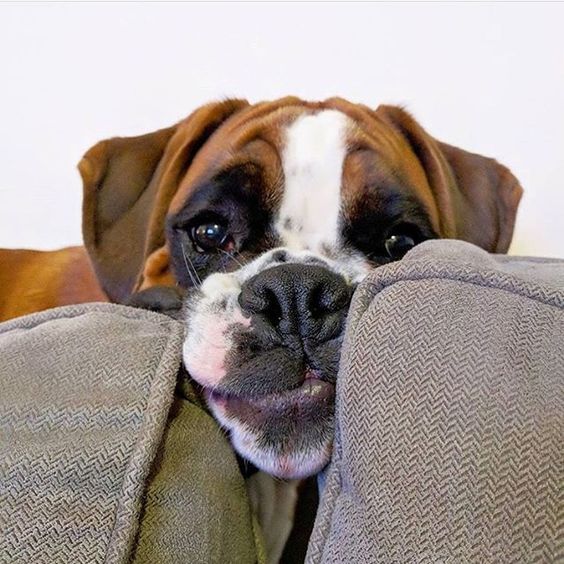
[0,304,260,564]
[308,240,564,563]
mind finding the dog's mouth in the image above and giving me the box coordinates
[207,369,335,423]
[183,319,342,477]
[199,365,337,479]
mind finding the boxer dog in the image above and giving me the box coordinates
[0,97,523,561]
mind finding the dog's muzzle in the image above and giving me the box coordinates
[183,260,354,478]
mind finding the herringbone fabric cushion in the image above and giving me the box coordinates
[307,240,564,563]
[0,304,183,564]
[130,390,262,564]
[0,303,263,564]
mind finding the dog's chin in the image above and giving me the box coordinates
[205,378,336,479]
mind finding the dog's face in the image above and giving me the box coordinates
[166,105,441,478]
[79,97,522,479]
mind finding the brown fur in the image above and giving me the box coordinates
[0,246,106,322]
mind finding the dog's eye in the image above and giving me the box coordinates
[191,222,229,252]
[384,224,421,260]
[385,234,415,259]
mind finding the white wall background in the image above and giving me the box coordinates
[1,2,563,257]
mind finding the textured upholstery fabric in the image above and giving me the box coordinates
[2,241,563,563]
[0,304,260,564]
[307,240,564,563]
[131,389,262,564]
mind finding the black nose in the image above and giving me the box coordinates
[238,264,351,339]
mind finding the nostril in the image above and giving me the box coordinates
[239,286,283,324]
[309,283,351,318]
[309,286,327,319]
[262,289,283,324]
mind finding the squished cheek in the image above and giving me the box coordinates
[183,311,251,388]
[183,318,230,386]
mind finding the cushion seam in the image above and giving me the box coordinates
[103,322,183,563]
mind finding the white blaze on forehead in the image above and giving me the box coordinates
[278,110,349,253]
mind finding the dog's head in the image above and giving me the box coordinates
[80,97,522,478]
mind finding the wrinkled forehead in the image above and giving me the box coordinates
[171,101,438,251]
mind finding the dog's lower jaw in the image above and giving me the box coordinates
[231,429,333,480]
[207,391,334,479]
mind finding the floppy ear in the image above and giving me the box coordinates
[375,105,523,253]
[78,99,248,302]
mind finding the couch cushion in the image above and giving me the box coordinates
[307,240,564,563]
[131,388,263,564]
[0,304,260,564]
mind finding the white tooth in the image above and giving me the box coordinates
[303,380,323,396]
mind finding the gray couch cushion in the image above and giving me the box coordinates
[0,304,183,563]
[131,389,262,564]
[0,304,261,564]
[307,240,564,563]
